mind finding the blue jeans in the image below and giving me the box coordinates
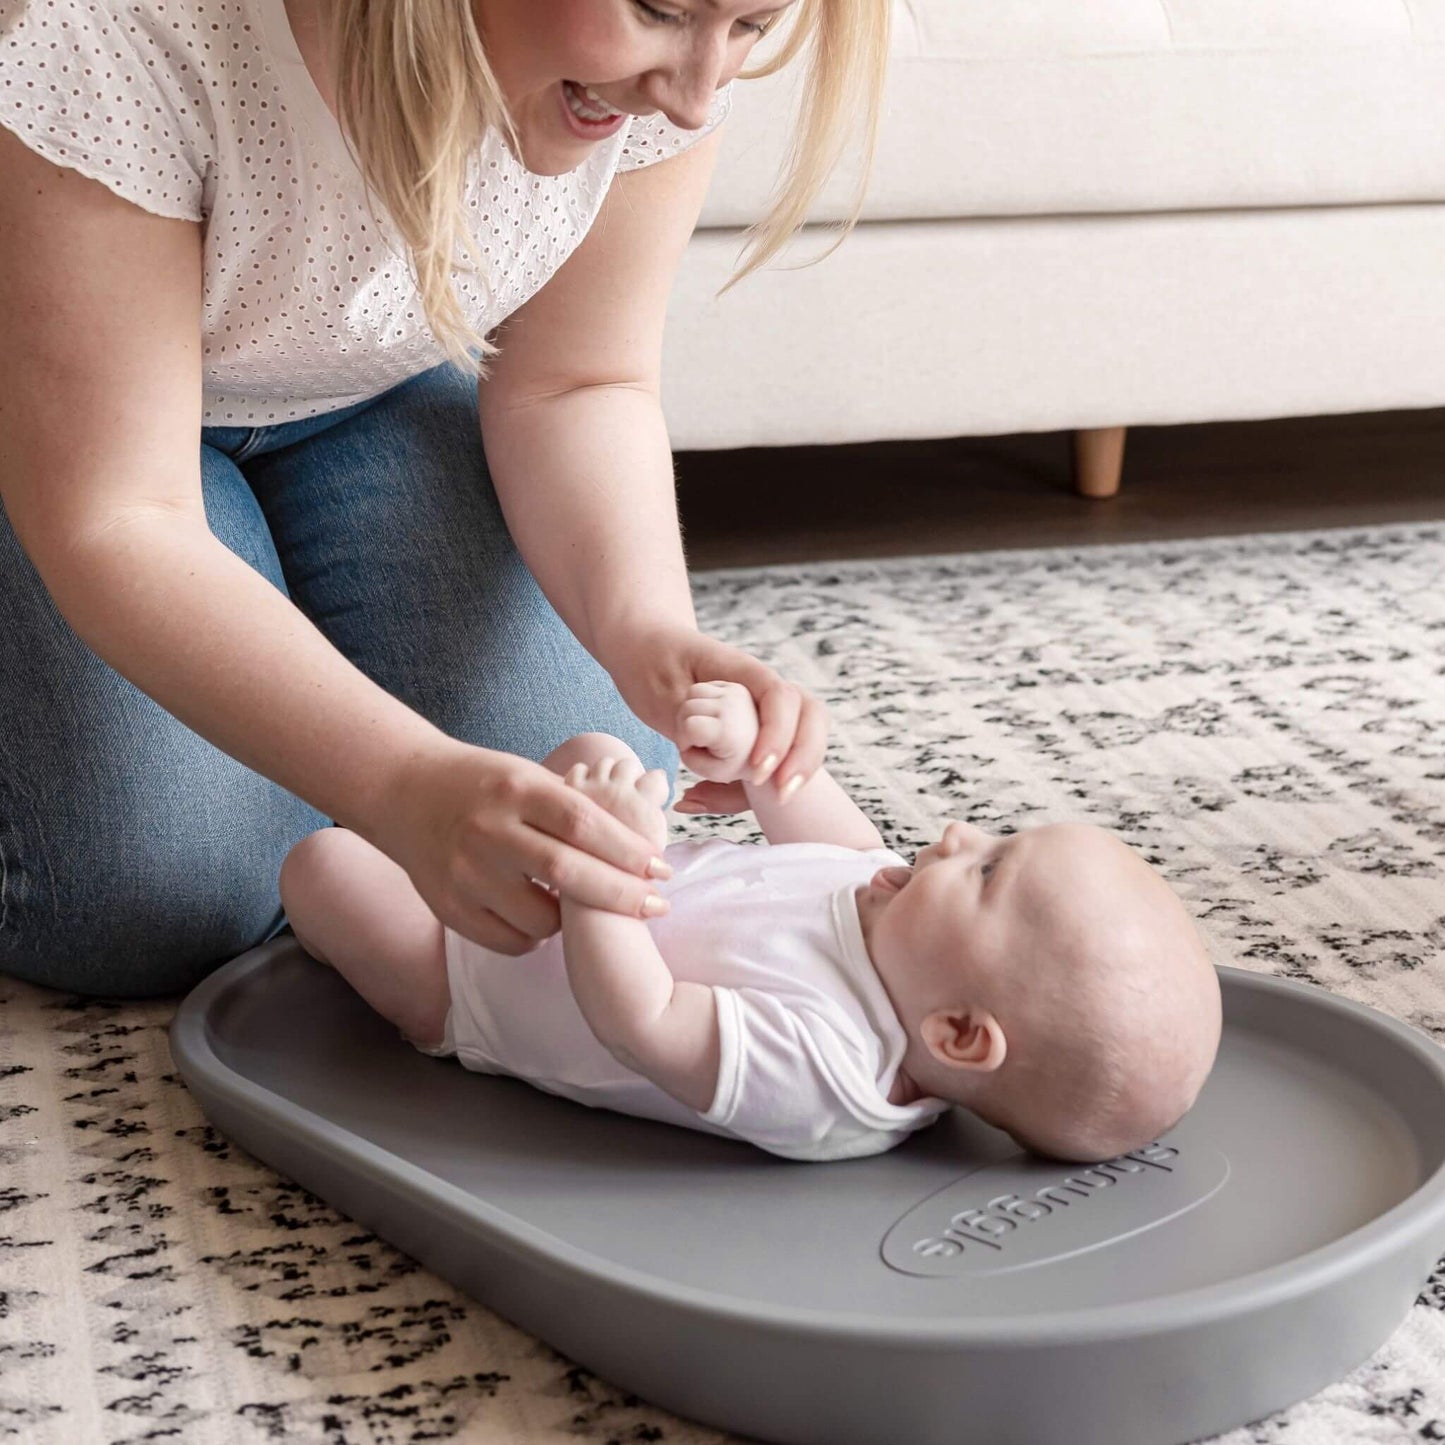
[0,363,677,998]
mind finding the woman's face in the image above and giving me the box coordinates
[473,0,794,174]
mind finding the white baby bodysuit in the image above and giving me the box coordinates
[430,838,952,1162]
[0,0,731,426]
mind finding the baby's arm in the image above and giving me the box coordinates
[558,755,721,1114]
[679,681,885,852]
[744,768,885,852]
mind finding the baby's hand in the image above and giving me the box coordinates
[677,681,761,784]
[562,754,670,856]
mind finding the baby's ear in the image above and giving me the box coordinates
[920,1007,1007,1072]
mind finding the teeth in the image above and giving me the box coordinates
[565,80,623,122]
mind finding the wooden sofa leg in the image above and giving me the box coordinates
[1072,426,1127,499]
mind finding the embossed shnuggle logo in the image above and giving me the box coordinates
[920,1142,1179,1255]
[880,1141,1231,1278]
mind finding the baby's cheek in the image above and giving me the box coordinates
[920,887,975,956]
[931,928,977,981]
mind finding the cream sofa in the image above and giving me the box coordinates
[661,0,1445,496]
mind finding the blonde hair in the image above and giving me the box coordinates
[328,0,893,374]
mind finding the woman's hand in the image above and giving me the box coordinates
[371,739,670,954]
[560,754,671,855]
[601,623,828,799]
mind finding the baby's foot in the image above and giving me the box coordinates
[677,680,761,783]
[563,754,670,855]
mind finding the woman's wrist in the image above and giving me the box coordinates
[590,617,700,731]
[351,731,471,859]
[589,613,697,675]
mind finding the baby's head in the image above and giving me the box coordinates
[856,821,1222,1163]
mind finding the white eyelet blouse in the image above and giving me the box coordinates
[0,0,732,425]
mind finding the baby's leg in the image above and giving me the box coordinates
[279,828,449,1047]
[279,734,652,1048]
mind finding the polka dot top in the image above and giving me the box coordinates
[0,0,733,425]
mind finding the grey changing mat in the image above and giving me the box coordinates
[170,939,1445,1445]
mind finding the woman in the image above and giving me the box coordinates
[0,0,889,995]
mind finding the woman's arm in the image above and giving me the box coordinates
[0,134,665,950]
[475,129,721,658]
[476,128,829,794]
[0,132,455,824]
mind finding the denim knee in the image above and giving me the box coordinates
[0,766,327,998]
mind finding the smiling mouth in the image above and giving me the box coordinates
[562,79,628,123]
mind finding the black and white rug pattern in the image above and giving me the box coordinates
[4,521,1445,1443]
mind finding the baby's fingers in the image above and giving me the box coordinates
[681,713,722,748]
[678,697,722,724]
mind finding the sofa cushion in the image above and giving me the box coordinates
[701,0,1445,227]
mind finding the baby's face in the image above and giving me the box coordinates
[858,820,1221,1156]
[859,820,1089,987]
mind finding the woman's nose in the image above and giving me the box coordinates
[648,83,719,133]
[639,43,730,131]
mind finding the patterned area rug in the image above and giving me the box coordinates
[4,521,1445,1443]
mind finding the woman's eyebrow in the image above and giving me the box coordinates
[699,0,798,11]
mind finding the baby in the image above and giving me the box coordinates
[279,682,1222,1164]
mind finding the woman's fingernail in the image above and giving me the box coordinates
[646,856,673,879]
[779,773,805,803]
[751,752,778,783]
[643,894,668,917]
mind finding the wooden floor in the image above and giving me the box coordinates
[675,406,1445,571]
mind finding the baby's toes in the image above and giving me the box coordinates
[637,768,671,808]
[609,755,644,788]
